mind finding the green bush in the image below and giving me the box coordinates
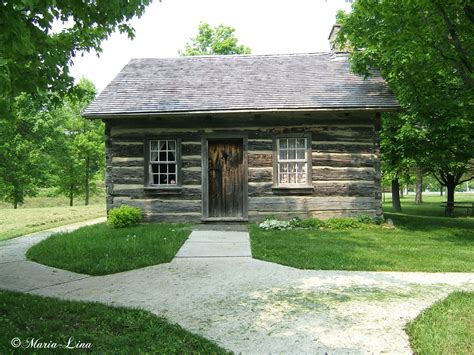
[300,218,325,229]
[108,205,142,228]
[324,217,363,230]
[356,214,373,224]
[372,216,385,225]
[356,214,385,225]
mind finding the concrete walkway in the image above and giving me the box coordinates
[0,218,105,292]
[175,230,251,258]
[1,221,473,354]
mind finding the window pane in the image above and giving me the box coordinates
[169,174,177,184]
[279,149,287,161]
[297,172,307,184]
[288,138,296,149]
[159,174,167,184]
[296,138,305,149]
[151,152,158,161]
[279,173,288,184]
[150,140,158,151]
[168,140,176,150]
[168,151,176,162]
[288,149,296,160]
[151,164,158,174]
[280,139,287,149]
[296,149,305,159]
[159,151,166,161]
[158,163,167,173]
[159,141,167,150]
[169,164,176,173]
[289,173,296,184]
[152,174,159,184]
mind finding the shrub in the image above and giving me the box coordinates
[258,219,293,231]
[300,218,325,229]
[108,205,142,228]
[289,217,303,228]
[324,217,362,230]
[356,214,373,224]
[372,216,385,225]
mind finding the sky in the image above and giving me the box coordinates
[69,0,353,92]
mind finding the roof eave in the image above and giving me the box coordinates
[83,106,402,119]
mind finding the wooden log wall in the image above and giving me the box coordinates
[104,111,382,222]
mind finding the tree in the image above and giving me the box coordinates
[179,22,251,56]
[52,79,104,206]
[0,94,59,208]
[0,0,151,118]
[337,1,474,209]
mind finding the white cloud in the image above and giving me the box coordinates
[69,0,352,92]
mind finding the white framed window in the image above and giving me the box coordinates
[149,139,178,186]
[276,137,311,186]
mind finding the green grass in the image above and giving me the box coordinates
[0,290,227,354]
[250,193,474,272]
[27,223,191,275]
[406,292,474,355]
[0,189,106,241]
[0,204,106,241]
[383,193,474,217]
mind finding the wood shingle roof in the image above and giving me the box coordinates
[84,52,399,117]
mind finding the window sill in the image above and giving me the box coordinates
[144,186,183,194]
[272,186,314,195]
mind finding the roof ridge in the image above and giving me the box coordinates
[129,52,336,61]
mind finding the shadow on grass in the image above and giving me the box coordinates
[386,213,474,233]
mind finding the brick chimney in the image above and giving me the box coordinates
[328,24,351,53]
[328,24,341,51]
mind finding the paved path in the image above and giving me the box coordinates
[0,218,105,292]
[1,222,473,354]
[175,230,251,258]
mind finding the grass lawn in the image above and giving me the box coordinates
[0,290,227,354]
[250,193,474,272]
[406,292,473,355]
[0,190,106,241]
[383,193,474,217]
[27,223,191,275]
[0,204,105,241]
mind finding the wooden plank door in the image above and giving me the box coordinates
[208,139,244,218]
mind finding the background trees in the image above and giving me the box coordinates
[0,79,104,208]
[179,22,251,56]
[0,94,59,208]
[51,79,104,206]
[337,0,474,208]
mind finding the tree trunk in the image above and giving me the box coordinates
[14,201,18,209]
[400,186,404,198]
[391,179,402,212]
[415,168,423,204]
[445,173,456,216]
[69,184,74,207]
[440,185,443,196]
[85,156,90,206]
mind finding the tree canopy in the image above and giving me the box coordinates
[337,0,474,206]
[0,93,59,207]
[51,78,104,206]
[179,22,251,56]
[0,0,151,117]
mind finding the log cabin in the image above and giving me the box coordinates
[84,52,399,223]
